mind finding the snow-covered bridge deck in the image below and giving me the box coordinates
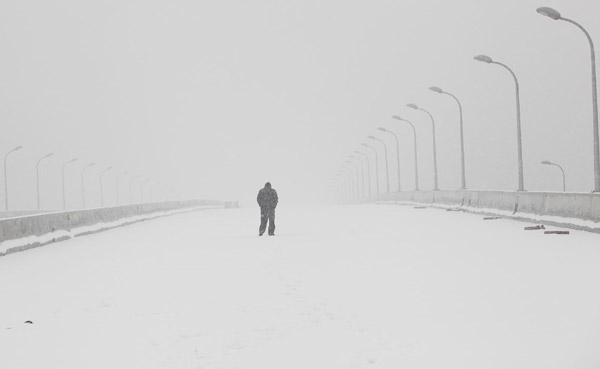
[1,204,599,368]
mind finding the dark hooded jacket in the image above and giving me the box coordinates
[257,183,278,210]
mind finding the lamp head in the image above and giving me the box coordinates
[14,145,23,151]
[391,115,403,121]
[541,160,552,165]
[89,162,96,167]
[406,103,418,110]
[474,55,493,63]
[361,143,369,147]
[537,7,561,20]
[429,86,443,93]
[367,135,376,139]
[70,158,78,163]
[377,127,387,132]
[45,153,54,158]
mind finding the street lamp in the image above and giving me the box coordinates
[116,171,128,205]
[61,158,77,210]
[378,127,401,192]
[36,153,54,210]
[344,160,361,201]
[99,166,113,207]
[537,7,598,192]
[392,115,420,190]
[368,136,390,193]
[341,166,356,202]
[4,145,23,211]
[407,103,439,190]
[354,151,371,197]
[349,155,366,199]
[541,160,566,192]
[81,162,96,209]
[361,143,380,195]
[474,54,525,191]
[430,86,467,189]
[140,178,151,203]
[129,175,141,204]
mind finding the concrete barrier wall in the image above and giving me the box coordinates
[0,200,231,243]
[364,190,600,223]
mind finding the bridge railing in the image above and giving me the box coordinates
[0,200,233,256]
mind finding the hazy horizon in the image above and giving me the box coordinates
[1,0,598,209]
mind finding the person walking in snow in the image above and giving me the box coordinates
[257,182,278,236]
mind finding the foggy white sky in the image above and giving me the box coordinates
[0,0,599,209]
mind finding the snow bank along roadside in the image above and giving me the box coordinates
[0,200,232,257]
[367,190,600,233]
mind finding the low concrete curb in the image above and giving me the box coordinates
[0,200,232,257]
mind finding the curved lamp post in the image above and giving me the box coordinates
[430,86,467,189]
[407,104,439,190]
[541,160,566,192]
[392,115,420,190]
[116,171,128,205]
[129,175,141,204]
[36,153,54,210]
[99,166,113,207]
[349,155,366,199]
[345,160,360,201]
[474,54,525,191]
[140,178,151,203]
[378,127,401,192]
[4,145,23,211]
[354,150,372,197]
[361,143,380,195]
[368,136,390,193]
[81,162,96,209]
[61,158,77,210]
[537,7,598,192]
[342,166,357,202]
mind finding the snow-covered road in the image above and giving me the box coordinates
[1,204,599,368]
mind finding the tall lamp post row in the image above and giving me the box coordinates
[2,147,175,211]
[334,6,592,200]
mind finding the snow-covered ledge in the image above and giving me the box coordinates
[0,200,233,257]
[364,190,600,233]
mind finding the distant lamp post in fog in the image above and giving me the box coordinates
[368,136,390,193]
[407,103,439,190]
[354,151,371,197]
[474,54,525,191]
[361,143,380,195]
[129,175,141,204]
[99,166,113,207]
[3,145,23,211]
[392,115,419,190]
[36,153,54,210]
[344,160,360,201]
[81,162,96,209]
[541,160,566,192]
[537,7,598,192]
[341,166,355,202]
[116,171,128,205]
[349,155,366,198]
[377,127,401,192]
[430,86,467,189]
[62,158,77,210]
[140,178,151,203]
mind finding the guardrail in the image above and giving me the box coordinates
[0,200,233,256]
[365,190,600,224]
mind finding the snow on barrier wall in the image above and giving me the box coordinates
[0,200,233,256]
[367,190,600,225]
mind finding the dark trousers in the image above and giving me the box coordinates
[259,207,275,235]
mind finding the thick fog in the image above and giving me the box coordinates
[0,0,598,209]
